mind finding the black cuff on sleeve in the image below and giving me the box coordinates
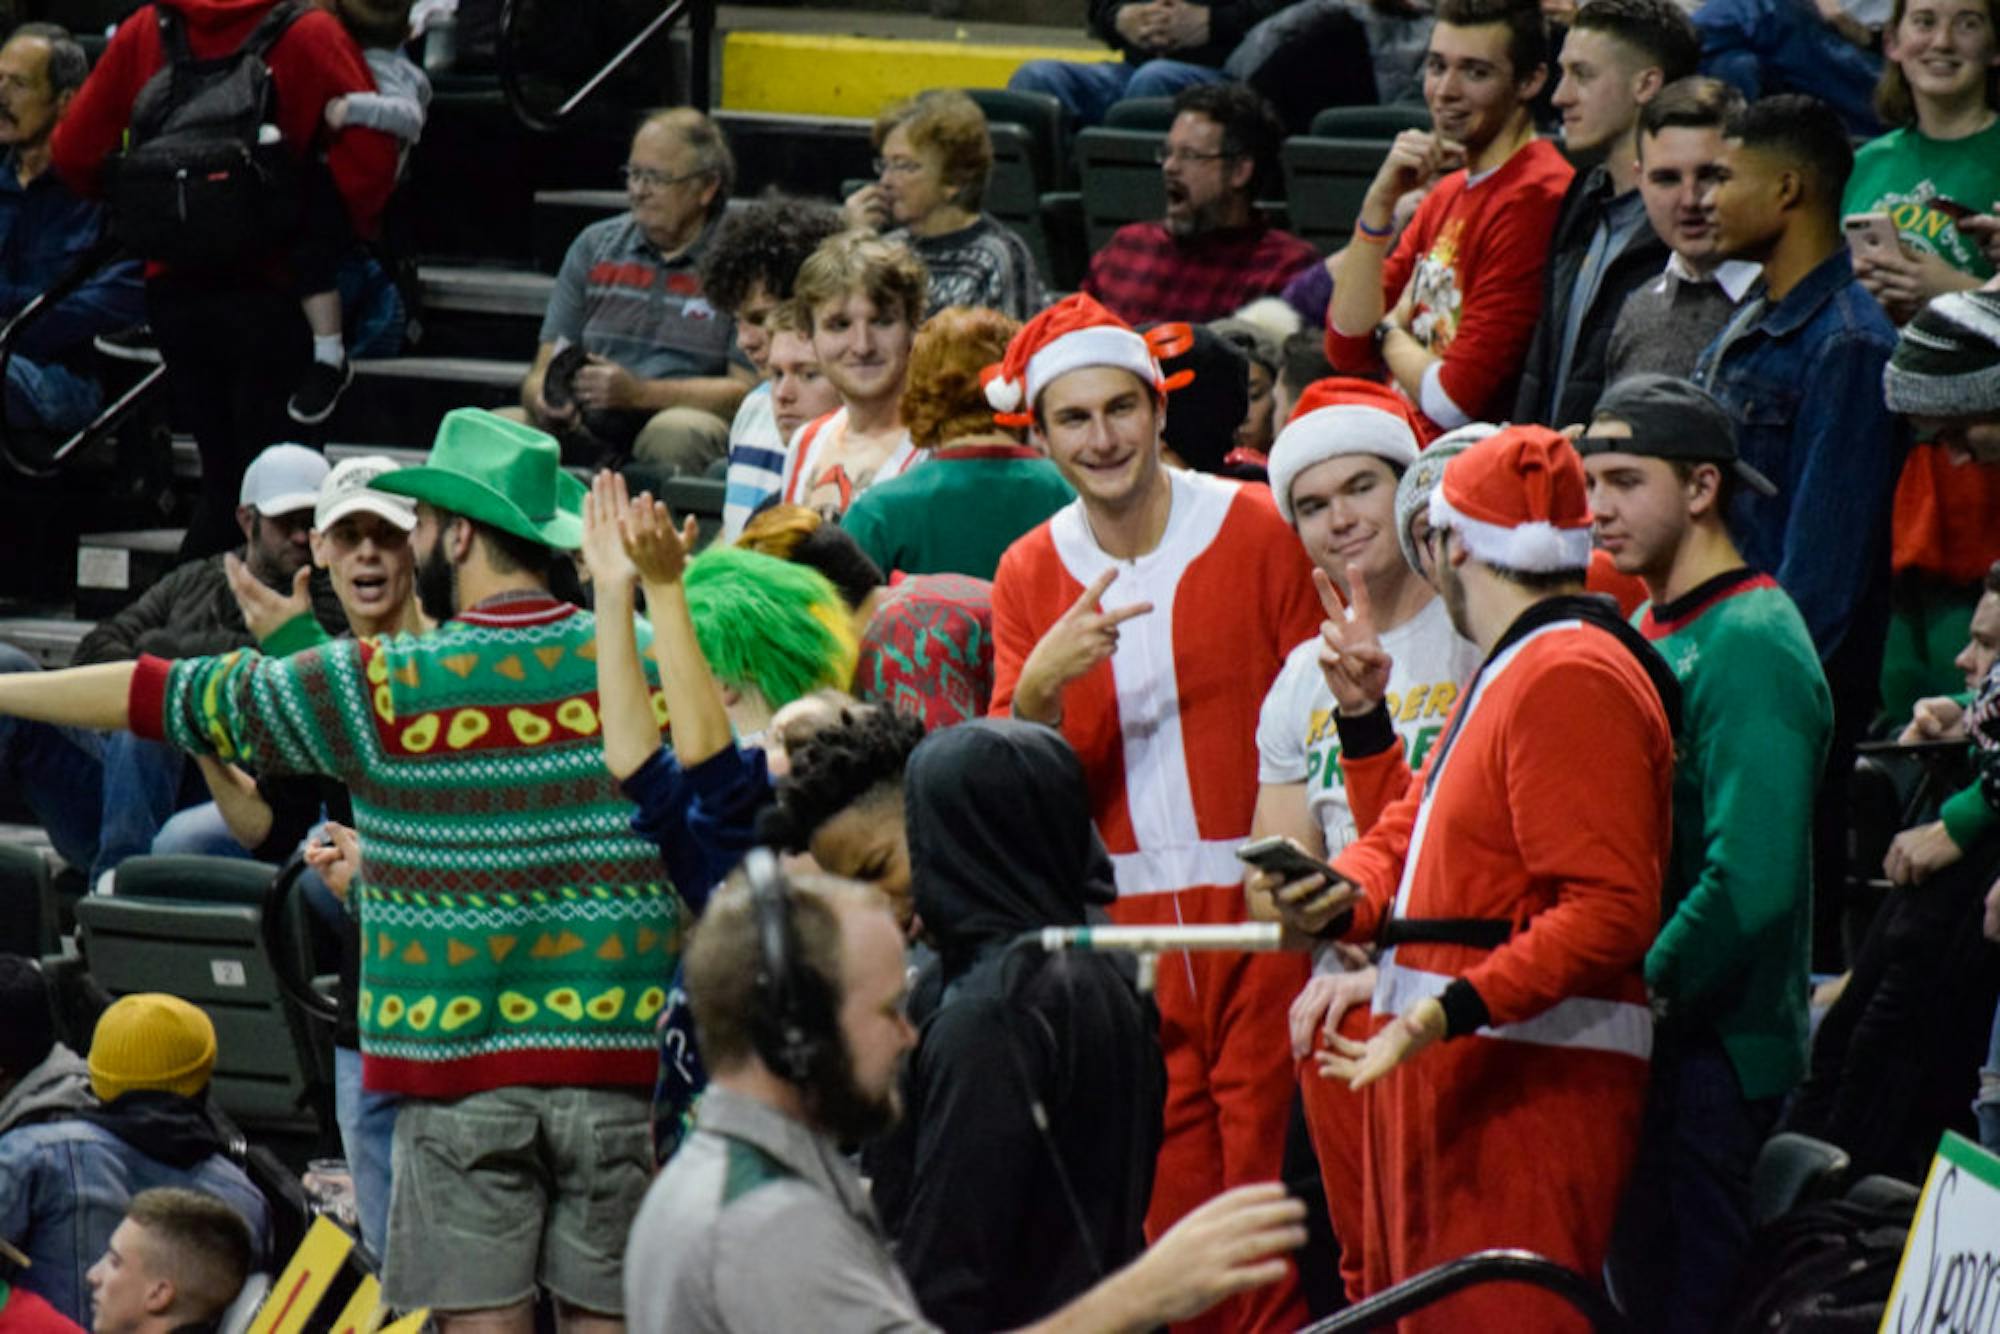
[1438,978,1491,1039]
[1333,702,1398,761]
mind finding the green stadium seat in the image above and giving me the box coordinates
[963,86,1067,189]
[76,855,333,1145]
[1283,136,1394,252]
[1750,1131,1851,1229]
[1074,128,1167,255]
[1307,104,1432,140]
[1103,97,1177,132]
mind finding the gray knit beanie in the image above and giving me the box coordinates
[1395,423,1499,574]
[1883,289,2000,418]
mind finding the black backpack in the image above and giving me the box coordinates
[105,0,309,269]
[1719,1192,1918,1333]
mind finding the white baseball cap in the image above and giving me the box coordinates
[316,456,417,533]
[240,444,329,517]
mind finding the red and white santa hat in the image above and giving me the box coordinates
[1427,424,1593,572]
[983,293,1170,421]
[1266,377,1423,524]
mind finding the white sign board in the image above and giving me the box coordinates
[1879,1131,2000,1332]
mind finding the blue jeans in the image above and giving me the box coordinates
[1694,0,1884,136]
[0,642,104,871]
[1006,57,1228,127]
[334,1044,400,1259]
[4,357,103,436]
[151,801,256,859]
[94,731,188,886]
[1606,1027,1780,1334]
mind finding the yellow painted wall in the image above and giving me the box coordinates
[722,31,1115,117]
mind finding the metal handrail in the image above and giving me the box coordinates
[497,0,712,133]
[1295,1250,1632,1333]
[0,233,165,481]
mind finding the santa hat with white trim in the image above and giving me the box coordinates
[982,293,1184,424]
[1426,424,1593,573]
[1266,377,1423,524]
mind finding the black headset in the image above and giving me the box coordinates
[744,848,839,1085]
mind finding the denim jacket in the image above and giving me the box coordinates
[0,1117,269,1324]
[1693,249,1903,679]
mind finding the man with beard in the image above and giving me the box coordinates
[624,860,1311,1334]
[1081,82,1317,325]
[0,23,143,439]
[1326,0,1573,437]
[0,409,673,1334]
[1268,426,1677,1331]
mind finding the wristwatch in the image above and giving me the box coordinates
[1372,318,1399,351]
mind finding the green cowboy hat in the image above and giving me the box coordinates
[374,408,586,549]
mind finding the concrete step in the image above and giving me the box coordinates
[328,356,531,449]
[0,616,96,670]
[532,191,629,275]
[419,264,557,318]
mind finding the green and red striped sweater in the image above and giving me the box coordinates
[131,591,677,1099]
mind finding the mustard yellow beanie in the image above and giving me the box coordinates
[88,993,217,1102]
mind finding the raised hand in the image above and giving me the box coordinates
[622,493,702,588]
[1015,568,1153,723]
[305,821,363,901]
[1314,565,1393,716]
[224,552,312,644]
[1124,1184,1308,1325]
[1368,130,1466,210]
[581,471,639,590]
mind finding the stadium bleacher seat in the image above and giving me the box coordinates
[1103,97,1177,132]
[1074,127,1167,255]
[1750,1132,1852,1229]
[964,86,1068,189]
[76,855,333,1147]
[1283,136,1392,253]
[1308,104,1434,139]
[0,842,53,958]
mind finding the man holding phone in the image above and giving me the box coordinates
[1262,426,1677,1331]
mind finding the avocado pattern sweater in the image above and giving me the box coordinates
[130,592,677,1098]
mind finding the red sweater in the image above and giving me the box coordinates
[1326,139,1572,437]
[51,0,397,253]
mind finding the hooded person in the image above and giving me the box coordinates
[864,719,1165,1333]
[0,995,268,1325]
[0,955,94,1138]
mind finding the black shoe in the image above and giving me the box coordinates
[288,358,354,425]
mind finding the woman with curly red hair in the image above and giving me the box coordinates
[840,305,1074,581]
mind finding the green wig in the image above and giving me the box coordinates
[682,546,858,709]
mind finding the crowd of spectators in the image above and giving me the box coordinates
[3,0,2000,1329]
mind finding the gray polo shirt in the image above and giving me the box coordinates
[624,1087,937,1334]
[538,213,741,380]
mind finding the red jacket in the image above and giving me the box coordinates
[50,0,398,252]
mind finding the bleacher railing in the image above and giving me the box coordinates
[1295,1250,1632,1333]
[0,234,165,481]
[497,0,714,132]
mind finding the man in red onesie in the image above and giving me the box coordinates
[50,0,397,561]
[1271,425,1678,1331]
[987,294,1322,1332]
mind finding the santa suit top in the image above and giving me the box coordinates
[991,468,1322,904]
[1333,595,1674,1060]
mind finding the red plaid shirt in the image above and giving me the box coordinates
[1082,221,1320,325]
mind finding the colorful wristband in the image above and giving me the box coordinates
[1355,216,1392,241]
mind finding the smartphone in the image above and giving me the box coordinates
[1842,212,1902,263]
[1236,835,1340,885]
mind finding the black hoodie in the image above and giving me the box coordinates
[871,721,1165,1333]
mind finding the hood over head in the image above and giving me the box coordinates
[905,719,1114,974]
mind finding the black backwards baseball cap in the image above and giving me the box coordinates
[1574,373,1777,497]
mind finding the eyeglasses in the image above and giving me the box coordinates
[621,164,710,190]
[1154,146,1236,166]
[873,157,928,177]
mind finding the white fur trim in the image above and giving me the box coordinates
[985,376,1022,412]
[1427,487,1591,572]
[1026,326,1159,407]
[1267,405,1421,523]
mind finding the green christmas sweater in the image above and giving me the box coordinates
[1637,570,1832,1101]
[131,591,678,1098]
